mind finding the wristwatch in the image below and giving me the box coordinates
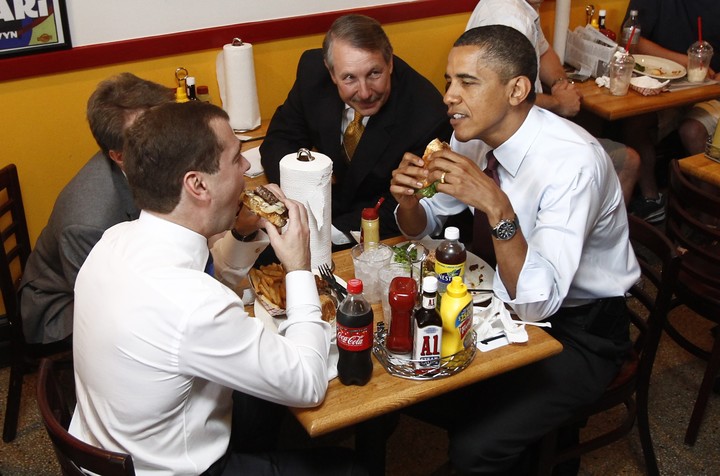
[231,229,259,242]
[491,215,519,240]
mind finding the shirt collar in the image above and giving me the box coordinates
[493,106,543,178]
[138,211,210,271]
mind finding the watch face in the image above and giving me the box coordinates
[494,220,517,240]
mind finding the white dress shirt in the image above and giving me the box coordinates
[398,107,640,321]
[69,212,330,476]
[466,0,549,92]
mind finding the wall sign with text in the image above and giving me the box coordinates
[0,0,71,58]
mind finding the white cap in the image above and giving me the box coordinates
[422,276,438,293]
[599,9,606,15]
[186,76,196,86]
[444,226,460,240]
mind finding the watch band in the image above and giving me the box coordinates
[231,229,259,242]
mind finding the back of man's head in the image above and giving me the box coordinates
[455,25,538,103]
[87,72,174,158]
[123,101,230,214]
[322,14,393,72]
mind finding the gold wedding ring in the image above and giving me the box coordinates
[440,172,447,184]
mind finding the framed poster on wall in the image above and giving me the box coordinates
[0,0,71,58]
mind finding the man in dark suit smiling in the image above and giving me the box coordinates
[260,14,452,244]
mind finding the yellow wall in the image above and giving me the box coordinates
[2,2,628,243]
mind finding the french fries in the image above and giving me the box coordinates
[250,263,287,308]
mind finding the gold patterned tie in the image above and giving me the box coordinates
[343,110,365,160]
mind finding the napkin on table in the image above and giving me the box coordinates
[474,296,530,351]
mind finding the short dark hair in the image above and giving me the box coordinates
[123,102,230,214]
[454,25,537,103]
[86,72,174,158]
[322,14,393,72]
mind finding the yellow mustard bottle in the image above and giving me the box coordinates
[440,276,473,358]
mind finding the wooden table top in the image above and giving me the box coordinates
[289,237,563,437]
[678,153,720,189]
[576,79,720,121]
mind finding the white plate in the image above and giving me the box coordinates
[633,55,686,80]
[392,237,494,291]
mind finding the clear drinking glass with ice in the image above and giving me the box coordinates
[351,243,393,304]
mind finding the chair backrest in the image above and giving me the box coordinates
[36,359,136,476]
[626,215,681,390]
[666,159,720,290]
[0,164,31,339]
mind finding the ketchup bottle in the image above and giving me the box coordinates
[336,279,374,386]
[386,276,417,354]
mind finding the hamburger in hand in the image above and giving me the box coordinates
[241,186,288,228]
[415,138,450,198]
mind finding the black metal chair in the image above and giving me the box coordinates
[664,159,720,445]
[535,215,681,476]
[0,163,71,442]
[37,358,136,476]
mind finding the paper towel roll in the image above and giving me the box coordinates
[553,0,571,64]
[216,39,261,132]
[280,149,333,270]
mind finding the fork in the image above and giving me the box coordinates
[318,263,347,300]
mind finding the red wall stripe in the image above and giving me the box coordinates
[1,0,478,82]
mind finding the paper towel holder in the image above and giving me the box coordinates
[297,148,315,162]
[232,38,244,47]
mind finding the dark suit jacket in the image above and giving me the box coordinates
[260,49,452,239]
[19,153,139,344]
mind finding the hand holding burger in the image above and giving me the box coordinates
[415,139,450,198]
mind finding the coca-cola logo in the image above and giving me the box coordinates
[337,325,372,351]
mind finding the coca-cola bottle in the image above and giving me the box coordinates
[336,278,374,386]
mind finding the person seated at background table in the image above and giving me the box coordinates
[260,14,452,245]
[466,0,641,205]
[18,73,174,345]
[390,25,640,474]
[619,0,719,222]
[69,101,365,476]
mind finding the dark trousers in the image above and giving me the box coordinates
[407,297,630,475]
[201,392,368,476]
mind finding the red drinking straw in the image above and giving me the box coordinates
[698,16,703,44]
[374,197,385,212]
[625,26,637,52]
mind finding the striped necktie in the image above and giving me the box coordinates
[343,110,364,160]
[472,151,501,268]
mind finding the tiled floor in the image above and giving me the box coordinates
[0,303,717,475]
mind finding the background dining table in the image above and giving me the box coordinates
[575,78,720,121]
[678,152,720,188]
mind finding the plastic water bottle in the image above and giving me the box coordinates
[620,10,641,54]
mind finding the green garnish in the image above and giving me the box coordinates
[634,63,645,72]
[415,180,439,198]
[391,243,418,265]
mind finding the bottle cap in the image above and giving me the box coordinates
[599,9,606,15]
[446,276,467,297]
[347,278,363,294]
[175,86,189,103]
[630,9,638,16]
[422,276,438,293]
[361,207,378,220]
[444,226,460,240]
[197,85,209,94]
[186,76,196,86]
